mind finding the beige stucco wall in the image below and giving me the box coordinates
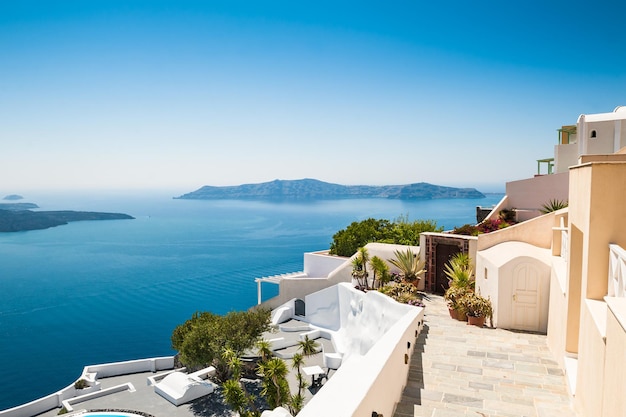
[602,298,626,417]
[570,156,626,417]
[546,257,568,369]
[567,159,626,351]
[575,300,607,417]
[477,212,555,251]
[503,172,569,221]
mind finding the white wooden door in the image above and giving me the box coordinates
[511,263,541,331]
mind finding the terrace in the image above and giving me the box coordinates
[23,292,578,417]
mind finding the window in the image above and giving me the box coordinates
[590,130,597,138]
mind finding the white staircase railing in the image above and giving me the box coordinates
[560,216,568,261]
[608,244,626,297]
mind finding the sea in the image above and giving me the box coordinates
[0,191,503,410]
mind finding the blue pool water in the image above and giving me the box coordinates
[0,191,502,410]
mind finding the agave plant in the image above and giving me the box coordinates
[540,199,568,214]
[388,248,425,285]
[443,252,474,290]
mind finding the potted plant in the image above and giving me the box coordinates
[461,293,493,327]
[443,253,474,321]
[388,248,426,287]
[443,286,470,320]
[74,379,89,390]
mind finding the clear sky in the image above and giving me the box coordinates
[2,1,625,194]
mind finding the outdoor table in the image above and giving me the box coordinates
[302,365,325,387]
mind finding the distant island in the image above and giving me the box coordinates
[175,179,486,200]
[0,204,134,233]
[0,202,39,211]
[3,194,24,201]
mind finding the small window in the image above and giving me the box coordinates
[590,130,597,138]
[484,268,488,280]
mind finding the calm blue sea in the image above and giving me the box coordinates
[0,191,502,410]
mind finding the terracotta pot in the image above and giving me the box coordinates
[448,308,458,320]
[456,309,468,321]
[467,315,485,327]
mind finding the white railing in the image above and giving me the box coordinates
[608,244,626,297]
[559,216,568,261]
[0,356,175,417]
[560,229,569,261]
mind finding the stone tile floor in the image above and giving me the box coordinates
[393,294,578,417]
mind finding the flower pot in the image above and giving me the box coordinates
[448,308,458,320]
[456,309,468,321]
[467,315,485,327]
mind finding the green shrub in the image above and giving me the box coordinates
[329,216,442,256]
[74,379,89,389]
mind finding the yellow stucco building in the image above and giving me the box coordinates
[474,107,626,417]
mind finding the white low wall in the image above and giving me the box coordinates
[297,288,424,416]
[0,356,175,417]
[262,243,421,310]
[303,251,348,277]
[85,356,174,377]
[61,383,136,412]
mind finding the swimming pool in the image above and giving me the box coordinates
[78,411,150,417]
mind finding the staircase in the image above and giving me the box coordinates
[393,294,577,417]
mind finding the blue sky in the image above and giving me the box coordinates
[2,1,625,193]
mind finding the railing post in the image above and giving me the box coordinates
[608,244,626,298]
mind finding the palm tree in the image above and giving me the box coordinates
[369,256,390,289]
[388,248,425,285]
[256,339,273,363]
[258,357,291,409]
[351,247,370,289]
[289,352,306,415]
[223,379,256,417]
[222,347,240,381]
[298,336,319,357]
[221,348,260,417]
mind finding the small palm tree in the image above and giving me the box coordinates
[369,256,390,289]
[388,248,425,285]
[351,247,370,289]
[298,336,319,357]
[256,339,273,363]
[223,379,256,417]
[289,352,306,415]
[258,357,291,409]
[222,348,260,417]
[222,347,240,381]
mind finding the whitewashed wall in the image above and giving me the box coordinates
[297,284,424,417]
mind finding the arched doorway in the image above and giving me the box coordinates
[295,299,305,316]
[511,263,541,332]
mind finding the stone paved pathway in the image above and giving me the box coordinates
[393,294,578,417]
